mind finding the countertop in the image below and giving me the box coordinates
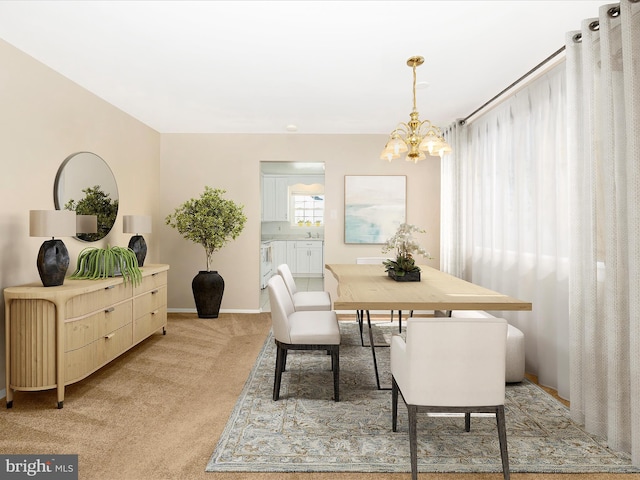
[261,235,323,242]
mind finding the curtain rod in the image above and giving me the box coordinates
[458,46,565,126]
[459,3,625,126]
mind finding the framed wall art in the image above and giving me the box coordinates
[344,175,406,244]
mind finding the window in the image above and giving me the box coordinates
[292,194,324,226]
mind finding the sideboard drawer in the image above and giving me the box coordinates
[135,271,167,295]
[134,306,167,343]
[133,286,166,319]
[65,301,133,351]
[65,282,130,318]
[65,322,133,383]
[99,323,133,365]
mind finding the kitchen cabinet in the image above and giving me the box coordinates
[293,241,324,277]
[286,241,297,273]
[272,240,288,270]
[262,176,289,221]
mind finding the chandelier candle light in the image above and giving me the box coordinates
[380,56,452,163]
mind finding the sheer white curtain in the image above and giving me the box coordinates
[442,64,571,398]
[566,1,640,464]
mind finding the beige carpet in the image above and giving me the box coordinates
[0,312,637,480]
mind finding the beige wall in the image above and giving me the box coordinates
[160,134,441,311]
[0,39,161,397]
[0,37,442,400]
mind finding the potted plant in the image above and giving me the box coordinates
[70,245,142,286]
[381,223,432,282]
[165,187,247,318]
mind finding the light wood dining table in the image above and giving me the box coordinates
[325,263,532,389]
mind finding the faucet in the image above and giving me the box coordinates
[306,231,312,238]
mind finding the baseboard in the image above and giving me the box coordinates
[168,308,262,314]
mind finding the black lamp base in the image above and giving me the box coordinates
[128,235,147,267]
[37,239,70,287]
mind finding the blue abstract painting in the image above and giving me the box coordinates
[344,175,406,244]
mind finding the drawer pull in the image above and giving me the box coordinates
[151,289,159,295]
[105,307,115,313]
[151,310,158,316]
[105,333,115,340]
[152,272,158,277]
[105,285,115,290]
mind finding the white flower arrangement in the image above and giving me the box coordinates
[381,223,431,276]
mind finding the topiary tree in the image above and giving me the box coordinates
[165,187,247,271]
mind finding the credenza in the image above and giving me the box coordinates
[4,264,169,409]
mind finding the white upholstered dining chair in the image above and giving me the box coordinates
[277,263,331,311]
[267,274,341,401]
[391,317,510,480]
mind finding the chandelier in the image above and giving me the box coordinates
[380,56,452,163]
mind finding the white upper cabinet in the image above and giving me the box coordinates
[262,176,289,221]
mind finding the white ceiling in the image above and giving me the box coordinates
[0,0,605,134]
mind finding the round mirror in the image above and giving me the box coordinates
[54,152,119,242]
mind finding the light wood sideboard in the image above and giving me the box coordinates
[4,264,169,409]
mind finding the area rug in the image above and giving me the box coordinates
[206,321,637,473]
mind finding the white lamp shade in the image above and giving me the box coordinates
[29,210,76,238]
[76,214,98,234]
[123,215,152,234]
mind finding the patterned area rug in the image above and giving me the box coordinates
[206,321,637,473]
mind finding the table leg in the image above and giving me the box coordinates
[366,310,390,390]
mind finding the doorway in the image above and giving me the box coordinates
[260,161,325,311]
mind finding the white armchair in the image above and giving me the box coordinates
[267,274,341,401]
[391,317,510,480]
[277,263,331,311]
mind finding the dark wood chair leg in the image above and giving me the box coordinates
[465,412,471,432]
[496,405,510,480]
[408,404,418,480]
[332,347,340,402]
[273,344,285,401]
[282,349,288,372]
[392,377,399,431]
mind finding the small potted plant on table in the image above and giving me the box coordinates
[381,223,432,282]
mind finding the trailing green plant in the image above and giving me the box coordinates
[70,245,142,286]
[165,187,247,271]
[64,185,118,241]
[381,223,432,277]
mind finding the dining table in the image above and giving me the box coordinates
[325,263,533,389]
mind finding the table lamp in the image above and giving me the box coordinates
[123,215,152,266]
[29,210,77,287]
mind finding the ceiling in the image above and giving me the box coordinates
[0,1,605,134]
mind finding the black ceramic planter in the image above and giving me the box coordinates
[388,270,421,282]
[192,270,225,318]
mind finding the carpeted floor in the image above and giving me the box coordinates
[206,322,636,474]
[1,312,639,480]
